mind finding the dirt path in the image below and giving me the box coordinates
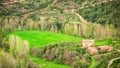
[107,57,120,68]
[74,0,113,23]
[78,0,113,10]
[74,12,88,23]
[22,0,57,18]
[107,48,120,68]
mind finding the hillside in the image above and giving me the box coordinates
[0,0,120,68]
[0,0,119,39]
[77,0,120,26]
[0,0,119,27]
[9,31,120,68]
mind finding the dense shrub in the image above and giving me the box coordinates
[0,50,17,68]
[77,0,120,27]
[31,41,120,68]
[9,35,38,68]
[95,51,120,68]
[0,0,53,17]
[31,42,90,67]
[0,16,118,40]
[110,59,120,68]
[107,38,113,45]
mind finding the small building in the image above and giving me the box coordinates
[98,46,113,52]
[87,47,98,54]
[81,40,113,54]
[82,40,94,48]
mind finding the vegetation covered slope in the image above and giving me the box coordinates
[30,56,72,68]
[30,40,120,68]
[0,0,54,17]
[0,0,120,68]
[1,0,119,40]
[77,0,120,27]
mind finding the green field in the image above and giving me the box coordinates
[10,31,83,48]
[30,56,72,68]
[9,31,114,68]
[10,31,111,48]
[9,31,84,68]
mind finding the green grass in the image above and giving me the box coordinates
[10,31,83,48]
[30,56,72,68]
[8,31,117,68]
[9,31,78,68]
[9,31,113,48]
[88,57,97,68]
[95,40,109,46]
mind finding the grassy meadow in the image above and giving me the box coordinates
[9,31,84,68]
[30,56,72,68]
[8,31,117,68]
[9,31,83,48]
[9,31,111,48]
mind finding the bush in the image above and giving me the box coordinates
[31,42,89,67]
[0,50,17,68]
[8,35,37,68]
[9,35,30,57]
[107,38,113,45]
[110,59,120,68]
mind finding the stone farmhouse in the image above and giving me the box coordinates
[81,40,94,48]
[98,46,113,52]
[81,40,113,54]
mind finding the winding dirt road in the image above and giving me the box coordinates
[107,57,120,68]
[74,12,88,23]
